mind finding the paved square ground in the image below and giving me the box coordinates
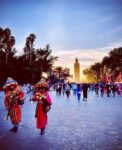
[0,91,122,150]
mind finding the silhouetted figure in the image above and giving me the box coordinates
[56,84,59,96]
[111,84,117,97]
[94,84,99,96]
[62,84,66,96]
[82,83,88,101]
[106,84,111,97]
[58,84,62,96]
[100,84,104,97]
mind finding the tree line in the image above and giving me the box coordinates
[83,47,122,83]
[0,27,58,84]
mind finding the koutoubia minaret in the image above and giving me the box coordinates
[74,57,80,83]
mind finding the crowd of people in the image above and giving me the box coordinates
[2,77,122,135]
[52,82,122,100]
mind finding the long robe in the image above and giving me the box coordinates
[33,91,52,129]
[4,88,24,125]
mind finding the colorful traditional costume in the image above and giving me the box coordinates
[4,77,24,132]
[32,79,52,135]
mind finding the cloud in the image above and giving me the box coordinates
[102,26,122,36]
[14,38,122,77]
[53,41,122,75]
[98,16,115,24]
[79,57,97,62]
[15,42,25,56]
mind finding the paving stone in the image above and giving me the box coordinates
[0,91,122,150]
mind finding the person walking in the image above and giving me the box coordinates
[72,83,77,95]
[111,84,117,97]
[4,77,25,132]
[76,84,82,100]
[65,82,71,99]
[82,83,88,101]
[100,83,105,97]
[94,83,99,96]
[32,79,52,135]
[106,83,111,97]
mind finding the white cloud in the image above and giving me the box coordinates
[14,38,122,77]
[14,42,24,56]
[53,41,122,76]
[98,16,114,24]
[102,26,122,36]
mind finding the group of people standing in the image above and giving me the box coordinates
[94,83,122,97]
[54,83,89,101]
[53,82,122,100]
[3,77,52,135]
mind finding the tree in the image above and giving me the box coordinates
[0,27,58,84]
[0,27,16,64]
[35,44,58,78]
[90,62,103,82]
[108,47,122,71]
[54,66,63,80]
[83,47,122,83]
[24,33,36,64]
[83,68,96,83]
[52,66,71,83]
[0,27,16,84]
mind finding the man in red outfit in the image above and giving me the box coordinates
[32,79,52,135]
[4,77,25,132]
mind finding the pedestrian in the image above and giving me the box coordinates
[76,84,82,100]
[94,83,99,96]
[100,84,104,97]
[72,83,77,95]
[32,79,52,135]
[58,83,62,96]
[56,83,59,96]
[65,82,71,99]
[106,83,111,97]
[62,83,66,96]
[82,83,88,101]
[111,84,117,97]
[4,77,25,132]
[117,84,121,96]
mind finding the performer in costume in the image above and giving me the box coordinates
[32,79,52,135]
[4,77,24,132]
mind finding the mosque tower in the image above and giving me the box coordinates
[74,57,80,83]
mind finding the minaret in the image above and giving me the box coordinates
[74,57,80,83]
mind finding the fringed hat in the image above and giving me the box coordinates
[3,77,18,90]
[34,79,49,91]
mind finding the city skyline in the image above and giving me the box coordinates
[0,0,122,76]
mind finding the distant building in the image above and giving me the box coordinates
[74,58,80,83]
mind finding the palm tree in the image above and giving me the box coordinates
[35,45,58,78]
[24,33,36,64]
[54,66,63,80]
[0,27,15,64]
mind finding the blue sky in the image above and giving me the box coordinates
[0,0,122,75]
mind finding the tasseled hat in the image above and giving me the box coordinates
[3,77,18,90]
[34,78,49,91]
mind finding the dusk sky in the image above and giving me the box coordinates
[0,0,122,76]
